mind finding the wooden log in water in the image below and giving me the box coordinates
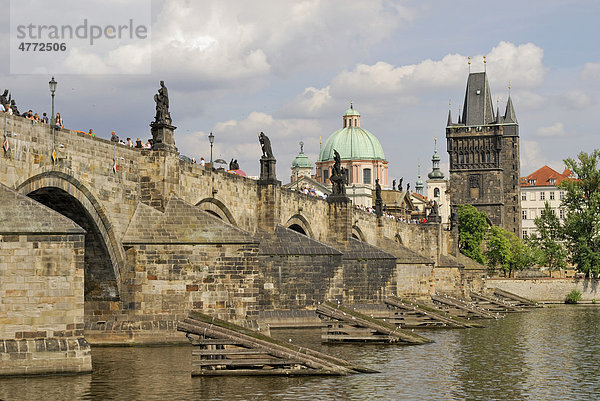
[316,301,432,345]
[177,311,379,375]
[384,297,483,328]
[431,294,500,319]
[492,288,541,307]
[470,292,524,312]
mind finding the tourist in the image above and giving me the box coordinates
[127,138,133,147]
[135,137,143,148]
[110,131,118,142]
[6,106,12,115]
[200,157,206,166]
[88,129,96,137]
[0,103,4,113]
[33,113,40,122]
[55,113,63,129]
[42,113,48,124]
[144,140,151,149]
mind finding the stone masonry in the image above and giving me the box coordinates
[0,183,91,375]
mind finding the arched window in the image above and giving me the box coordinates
[434,188,440,197]
[354,118,357,126]
[459,153,464,164]
[363,168,371,184]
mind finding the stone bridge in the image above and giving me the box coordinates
[0,112,482,354]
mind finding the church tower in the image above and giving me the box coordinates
[446,71,521,234]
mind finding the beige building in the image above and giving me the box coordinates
[520,165,572,239]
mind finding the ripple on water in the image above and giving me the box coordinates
[1,306,600,400]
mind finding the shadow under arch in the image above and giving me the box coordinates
[285,214,314,238]
[352,225,366,242]
[196,197,237,226]
[17,171,124,300]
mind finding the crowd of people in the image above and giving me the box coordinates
[353,203,427,224]
[110,132,152,149]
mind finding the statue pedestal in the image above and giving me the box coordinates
[427,214,442,224]
[259,157,280,185]
[375,199,383,217]
[150,122,178,153]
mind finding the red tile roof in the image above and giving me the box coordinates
[520,165,573,187]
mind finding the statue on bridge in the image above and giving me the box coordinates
[398,177,403,192]
[375,178,383,217]
[259,132,274,159]
[258,132,278,184]
[229,159,240,170]
[153,81,172,125]
[392,179,396,191]
[0,90,8,110]
[330,149,347,196]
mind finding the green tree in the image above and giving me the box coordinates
[457,204,488,264]
[529,201,567,270]
[485,226,512,276]
[560,150,600,277]
[486,226,540,277]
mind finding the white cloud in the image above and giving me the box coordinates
[560,90,593,110]
[536,122,570,137]
[283,41,547,118]
[581,62,600,81]
[178,112,326,176]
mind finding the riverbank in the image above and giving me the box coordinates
[488,277,600,303]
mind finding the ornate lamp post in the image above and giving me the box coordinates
[208,131,214,168]
[49,77,57,126]
[49,77,57,162]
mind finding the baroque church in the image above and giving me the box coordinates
[446,71,521,234]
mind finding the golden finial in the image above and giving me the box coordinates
[483,55,487,72]
[508,81,512,96]
[350,101,353,109]
[468,56,471,73]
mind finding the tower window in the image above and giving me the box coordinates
[434,188,440,197]
[323,169,329,181]
[363,168,371,184]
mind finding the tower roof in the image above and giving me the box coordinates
[504,96,517,124]
[428,138,444,180]
[292,142,312,168]
[462,72,495,126]
[318,106,385,162]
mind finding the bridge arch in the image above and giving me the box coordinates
[351,225,366,242]
[285,214,314,238]
[196,197,237,226]
[17,171,123,301]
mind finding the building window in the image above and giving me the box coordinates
[523,230,527,239]
[560,209,565,219]
[522,210,527,220]
[323,169,329,181]
[363,168,371,185]
[560,191,565,200]
[530,209,536,219]
[354,118,357,126]
[434,188,440,197]
[550,191,555,200]
[540,192,545,200]
[521,193,526,201]
[530,192,536,201]
[549,179,555,185]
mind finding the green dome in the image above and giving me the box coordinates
[344,107,360,116]
[318,127,386,162]
[292,151,312,168]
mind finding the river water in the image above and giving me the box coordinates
[1,305,600,400]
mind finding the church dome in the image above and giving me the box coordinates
[318,105,386,162]
[292,151,312,168]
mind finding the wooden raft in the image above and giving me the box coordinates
[384,297,484,329]
[470,292,525,313]
[178,311,378,376]
[492,288,542,308]
[431,294,500,319]
[316,301,432,344]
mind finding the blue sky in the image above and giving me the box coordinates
[1,0,598,187]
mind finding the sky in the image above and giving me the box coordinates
[1,0,599,188]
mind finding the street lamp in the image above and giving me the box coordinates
[208,131,214,168]
[48,77,57,126]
